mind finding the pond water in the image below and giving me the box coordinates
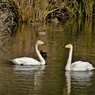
[0,18,95,95]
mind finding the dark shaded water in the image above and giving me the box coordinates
[0,19,95,95]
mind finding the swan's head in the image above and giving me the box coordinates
[65,44,73,48]
[37,40,44,45]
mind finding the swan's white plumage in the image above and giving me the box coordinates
[71,61,94,71]
[12,57,42,65]
[65,44,94,71]
[12,40,45,65]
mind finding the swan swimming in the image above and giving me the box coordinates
[12,40,45,65]
[65,44,94,71]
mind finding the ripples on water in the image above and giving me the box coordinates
[1,19,95,95]
[65,71,95,95]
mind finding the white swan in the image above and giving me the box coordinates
[65,44,94,71]
[12,40,45,65]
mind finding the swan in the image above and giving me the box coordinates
[65,44,94,71]
[12,40,45,65]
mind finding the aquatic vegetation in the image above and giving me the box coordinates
[1,0,95,23]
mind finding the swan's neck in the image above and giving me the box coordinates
[35,44,45,64]
[65,46,73,71]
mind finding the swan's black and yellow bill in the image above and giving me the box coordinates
[65,44,72,48]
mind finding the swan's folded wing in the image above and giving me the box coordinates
[12,57,40,65]
[71,61,94,71]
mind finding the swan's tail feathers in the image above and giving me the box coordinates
[88,65,95,71]
[11,59,21,65]
[11,59,24,65]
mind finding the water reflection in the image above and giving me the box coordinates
[65,71,94,95]
[1,18,95,95]
[13,65,45,95]
[13,65,45,74]
[33,69,45,95]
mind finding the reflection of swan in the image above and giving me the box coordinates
[12,40,45,65]
[33,69,44,95]
[13,65,45,74]
[70,71,94,85]
[65,44,94,71]
[13,64,45,95]
[65,71,94,94]
[65,71,71,95]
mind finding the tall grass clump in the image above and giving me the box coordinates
[2,0,95,23]
[12,0,66,23]
[0,3,16,49]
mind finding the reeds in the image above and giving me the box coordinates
[12,0,95,23]
[0,6,15,48]
[1,0,95,23]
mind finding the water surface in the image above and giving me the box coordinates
[0,19,95,95]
